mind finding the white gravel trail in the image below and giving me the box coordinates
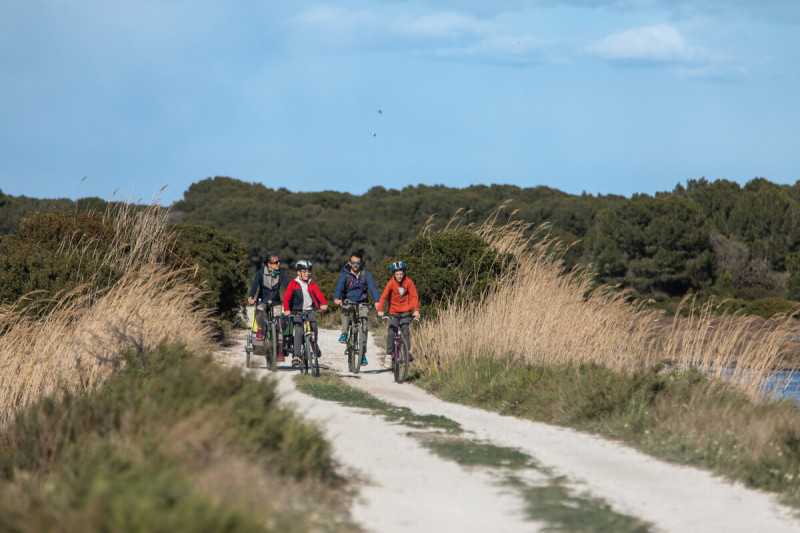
[217,324,800,533]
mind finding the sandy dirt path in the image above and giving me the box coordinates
[217,324,800,533]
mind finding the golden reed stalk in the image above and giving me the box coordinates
[0,202,212,424]
[416,210,800,400]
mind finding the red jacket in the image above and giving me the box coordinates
[283,278,327,313]
[378,276,419,315]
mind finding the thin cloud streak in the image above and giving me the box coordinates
[583,24,707,64]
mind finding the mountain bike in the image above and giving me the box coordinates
[382,314,418,384]
[295,310,320,377]
[343,299,371,374]
[246,299,280,370]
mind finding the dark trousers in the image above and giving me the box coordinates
[386,312,411,355]
[292,313,318,358]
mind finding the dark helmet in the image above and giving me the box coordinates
[390,261,406,272]
[295,259,312,271]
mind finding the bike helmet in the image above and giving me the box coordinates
[295,259,312,271]
[390,261,407,272]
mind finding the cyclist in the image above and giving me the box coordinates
[248,253,289,361]
[333,252,381,366]
[377,261,420,366]
[283,260,328,367]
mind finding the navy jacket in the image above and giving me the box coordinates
[249,267,289,304]
[334,263,380,303]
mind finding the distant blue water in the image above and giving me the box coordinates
[766,370,800,403]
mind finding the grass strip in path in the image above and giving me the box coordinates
[295,373,462,433]
[295,372,654,532]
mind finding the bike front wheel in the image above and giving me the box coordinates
[394,337,409,383]
[267,321,279,371]
[307,337,320,377]
[352,327,362,374]
[245,332,252,369]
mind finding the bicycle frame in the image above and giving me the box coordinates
[294,309,320,377]
[343,299,371,373]
[382,314,417,383]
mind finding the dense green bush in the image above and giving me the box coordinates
[0,211,121,311]
[374,231,510,316]
[0,211,250,325]
[170,223,249,323]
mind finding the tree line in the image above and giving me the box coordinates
[4,176,800,314]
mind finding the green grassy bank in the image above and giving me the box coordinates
[0,344,358,532]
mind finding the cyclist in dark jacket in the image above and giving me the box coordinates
[333,252,380,365]
[248,253,289,346]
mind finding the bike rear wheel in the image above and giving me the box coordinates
[394,337,409,383]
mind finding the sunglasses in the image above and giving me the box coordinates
[351,261,362,265]
[268,260,280,264]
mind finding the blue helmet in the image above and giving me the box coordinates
[390,261,406,272]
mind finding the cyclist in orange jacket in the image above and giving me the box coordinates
[377,261,420,366]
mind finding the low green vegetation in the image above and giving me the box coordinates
[0,344,357,532]
[417,354,800,508]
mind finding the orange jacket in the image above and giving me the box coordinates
[378,276,419,315]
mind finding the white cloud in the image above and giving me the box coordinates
[292,5,545,63]
[583,24,706,64]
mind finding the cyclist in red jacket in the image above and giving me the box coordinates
[283,260,328,367]
[377,261,420,366]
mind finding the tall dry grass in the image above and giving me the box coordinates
[416,214,800,400]
[0,202,212,424]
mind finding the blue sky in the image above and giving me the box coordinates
[1,1,798,204]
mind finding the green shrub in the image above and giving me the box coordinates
[0,211,121,311]
[170,223,249,323]
[742,297,799,318]
[375,231,511,316]
[0,212,249,325]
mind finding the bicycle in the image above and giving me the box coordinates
[294,309,320,377]
[382,314,418,383]
[342,299,371,374]
[245,299,281,370]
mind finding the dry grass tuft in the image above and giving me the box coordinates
[0,202,212,424]
[416,213,800,400]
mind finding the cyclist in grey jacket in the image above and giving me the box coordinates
[248,253,289,343]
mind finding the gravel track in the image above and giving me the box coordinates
[216,322,800,533]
